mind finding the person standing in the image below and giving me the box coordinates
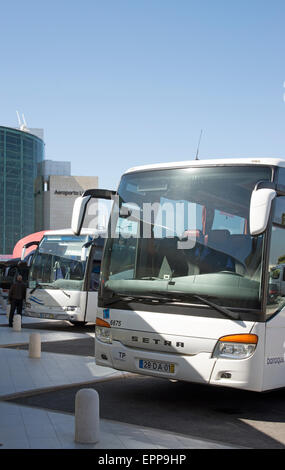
[8,275,26,327]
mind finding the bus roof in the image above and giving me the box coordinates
[125,157,285,175]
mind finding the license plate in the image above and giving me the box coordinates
[40,313,54,319]
[139,359,175,374]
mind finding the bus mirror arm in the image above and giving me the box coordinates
[82,189,117,199]
[254,181,285,196]
[71,189,117,236]
[21,241,40,261]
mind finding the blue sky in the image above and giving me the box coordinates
[1,0,285,190]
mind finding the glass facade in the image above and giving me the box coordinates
[0,126,44,254]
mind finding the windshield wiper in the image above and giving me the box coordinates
[30,283,56,294]
[103,289,240,320]
[103,291,176,306]
[30,283,41,294]
[160,291,240,320]
[61,290,71,298]
[191,294,240,320]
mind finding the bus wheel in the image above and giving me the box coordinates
[69,321,87,327]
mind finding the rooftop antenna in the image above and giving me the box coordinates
[195,129,203,160]
[16,110,22,128]
[16,110,30,132]
[22,113,28,129]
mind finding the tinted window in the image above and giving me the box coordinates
[267,196,285,316]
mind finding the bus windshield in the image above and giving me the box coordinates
[100,165,272,314]
[29,234,92,291]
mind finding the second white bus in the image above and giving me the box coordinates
[24,228,105,325]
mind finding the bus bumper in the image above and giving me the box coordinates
[95,339,216,384]
[23,308,82,322]
[95,339,264,391]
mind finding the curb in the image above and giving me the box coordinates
[0,372,135,402]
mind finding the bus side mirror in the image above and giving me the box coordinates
[21,241,40,261]
[21,247,26,261]
[71,196,91,235]
[72,189,116,236]
[81,246,88,262]
[249,188,276,236]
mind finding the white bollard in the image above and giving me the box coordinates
[13,314,22,332]
[29,333,41,358]
[75,389,100,444]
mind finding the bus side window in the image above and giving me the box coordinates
[267,196,285,314]
[277,167,285,187]
[89,261,101,291]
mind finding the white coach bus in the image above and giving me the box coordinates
[72,158,285,390]
[23,228,105,325]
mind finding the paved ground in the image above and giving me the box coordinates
[2,313,285,449]
[4,336,95,356]
[0,319,95,356]
[7,372,285,449]
[0,310,238,450]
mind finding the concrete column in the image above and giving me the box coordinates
[29,333,41,358]
[13,315,22,332]
[75,388,100,444]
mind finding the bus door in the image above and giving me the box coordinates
[85,238,104,323]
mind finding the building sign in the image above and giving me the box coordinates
[54,190,84,196]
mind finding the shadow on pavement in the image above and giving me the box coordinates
[5,374,285,449]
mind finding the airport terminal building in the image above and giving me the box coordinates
[0,126,44,254]
[0,124,99,255]
[34,169,99,232]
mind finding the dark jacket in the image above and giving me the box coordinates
[8,281,26,302]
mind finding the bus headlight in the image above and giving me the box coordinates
[213,334,258,360]
[95,326,112,344]
[95,317,112,344]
